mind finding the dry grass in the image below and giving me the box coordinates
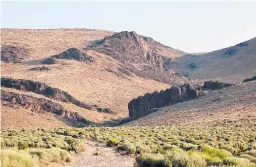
[173,38,256,83]
[1,57,170,117]
[1,29,113,59]
[1,106,69,130]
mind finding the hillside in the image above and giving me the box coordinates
[1,29,188,129]
[171,37,256,83]
[125,80,256,126]
[1,29,256,127]
[1,28,256,167]
[86,31,186,83]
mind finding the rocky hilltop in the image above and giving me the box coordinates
[86,31,187,84]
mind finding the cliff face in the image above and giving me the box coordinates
[1,90,91,124]
[128,81,233,118]
[1,77,113,114]
[243,76,256,82]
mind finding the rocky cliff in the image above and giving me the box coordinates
[128,81,233,118]
[1,77,113,114]
[1,90,91,125]
[243,76,256,82]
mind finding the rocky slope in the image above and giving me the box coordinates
[1,77,113,114]
[125,80,256,126]
[1,90,91,125]
[1,29,178,120]
[86,31,187,84]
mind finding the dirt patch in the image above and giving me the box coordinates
[54,140,135,167]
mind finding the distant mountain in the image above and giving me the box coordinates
[172,37,256,83]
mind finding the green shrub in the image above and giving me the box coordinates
[18,142,29,150]
[187,152,206,167]
[206,157,222,166]
[201,144,232,159]
[106,138,118,147]
[1,149,38,167]
[29,148,71,165]
[223,157,253,167]
[136,144,152,154]
[117,143,136,154]
[164,148,189,167]
[71,141,85,153]
[136,154,165,167]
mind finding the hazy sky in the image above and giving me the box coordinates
[1,1,256,53]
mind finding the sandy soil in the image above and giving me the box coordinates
[54,140,135,167]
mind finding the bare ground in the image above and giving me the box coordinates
[54,140,135,167]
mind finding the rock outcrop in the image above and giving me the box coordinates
[128,83,200,118]
[29,66,50,71]
[86,31,187,84]
[1,45,29,63]
[243,76,256,82]
[1,90,91,124]
[203,81,233,90]
[42,58,57,64]
[52,48,93,62]
[1,77,113,114]
[42,48,93,64]
[128,81,233,118]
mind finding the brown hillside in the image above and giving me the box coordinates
[86,31,187,84]
[125,81,256,126]
[1,29,179,120]
[172,37,256,83]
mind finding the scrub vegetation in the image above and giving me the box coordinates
[1,118,256,167]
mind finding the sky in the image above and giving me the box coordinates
[1,1,256,53]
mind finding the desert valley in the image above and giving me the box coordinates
[1,28,256,167]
